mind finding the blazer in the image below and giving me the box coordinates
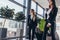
[28,15,37,26]
[48,7,58,22]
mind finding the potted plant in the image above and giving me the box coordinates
[0,6,14,28]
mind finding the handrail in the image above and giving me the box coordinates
[1,36,26,39]
[33,0,44,9]
[37,14,44,18]
[9,0,26,8]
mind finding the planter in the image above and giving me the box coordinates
[0,28,7,40]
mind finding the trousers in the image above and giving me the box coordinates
[42,21,56,40]
[29,25,36,40]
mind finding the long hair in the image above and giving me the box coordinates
[48,0,57,8]
[31,9,35,16]
[31,9,36,21]
[51,0,57,8]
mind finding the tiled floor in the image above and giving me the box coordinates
[22,26,59,40]
[23,38,37,40]
[23,32,59,40]
[25,39,37,40]
[56,30,60,40]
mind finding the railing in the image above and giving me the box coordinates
[9,0,26,8]
[0,36,26,40]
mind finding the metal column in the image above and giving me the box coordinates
[36,3,38,13]
[26,0,32,38]
[20,0,26,40]
[43,8,45,18]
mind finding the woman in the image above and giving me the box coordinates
[28,9,37,40]
[42,0,58,40]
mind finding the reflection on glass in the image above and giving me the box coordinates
[0,0,25,38]
[38,6,43,16]
[31,1,36,12]
[14,0,24,5]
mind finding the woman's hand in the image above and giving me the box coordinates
[47,23,51,27]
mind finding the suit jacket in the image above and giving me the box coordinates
[48,7,58,22]
[28,15,37,26]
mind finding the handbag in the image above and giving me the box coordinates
[35,28,40,34]
[35,19,46,34]
[39,19,46,32]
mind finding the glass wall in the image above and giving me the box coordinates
[0,0,24,26]
[0,0,24,13]
[14,0,24,5]
[31,1,36,12]
[31,1,44,18]
[38,6,43,16]
[26,0,28,7]
[0,0,44,40]
[0,0,25,38]
[25,1,44,39]
[37,5,44,19]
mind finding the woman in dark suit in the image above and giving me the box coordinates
[42,0,58,40]
[28,9,37,40]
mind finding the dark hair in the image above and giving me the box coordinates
[48,0,57,8]
[31,9,34,12]
[51,0,56,7]
[31,9,35,16]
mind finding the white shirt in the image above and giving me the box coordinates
[30,15,35,21]
[30,15,33,20]
[47,8,52,19]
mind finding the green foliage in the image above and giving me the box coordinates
[39,19,46,31]
[0,6,14,19]
[0,7,6,16]
[0,6,15,27]
[0,6,25,21]
[15,12,25,21]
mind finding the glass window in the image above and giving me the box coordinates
[25,0,27,7]
[38,6,43,16]
[14,0,24,5]
[31,1,36,12]
[0,0,25,37]
[0,0,23,13]
[0,0,26,27]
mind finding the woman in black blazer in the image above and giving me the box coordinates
[42,0,58,40]
[28,9,37,40]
